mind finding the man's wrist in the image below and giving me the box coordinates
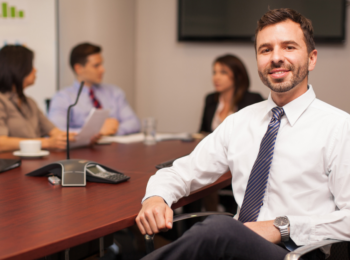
[273,216,290,242]
[142,195,168,205]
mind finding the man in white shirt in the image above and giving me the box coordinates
[136,8,350,260]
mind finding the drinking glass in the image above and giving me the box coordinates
[143,118,157,145]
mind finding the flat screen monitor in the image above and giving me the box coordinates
[178,0,346,43]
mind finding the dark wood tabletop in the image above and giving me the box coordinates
[0,140,231,260]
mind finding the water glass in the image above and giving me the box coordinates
[143,118,157,145]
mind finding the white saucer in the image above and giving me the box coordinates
[13,150,50,158]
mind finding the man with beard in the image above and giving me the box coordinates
[136,8,350,260]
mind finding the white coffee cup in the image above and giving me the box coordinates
[19,140,42,154]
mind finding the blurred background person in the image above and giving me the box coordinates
[48,42,140,136]
[183,54,265,225]
[0,45,75,152]
[200,54,264,133]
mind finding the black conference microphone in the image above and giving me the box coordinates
[66,81,84,159]
[26,81,130,186]
[26,81,90,186]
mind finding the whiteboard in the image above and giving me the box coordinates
[0,0,57,113]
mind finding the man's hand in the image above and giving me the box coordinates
[45,132,76,150]
[136,196,173,235]
[100,118,119,136]
[244,220,281,244]
[90,133,102,145]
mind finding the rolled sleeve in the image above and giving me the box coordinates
[142,117,231,206]
[288,215,314,245]
[288,117,350,246]
[37,107,55,136]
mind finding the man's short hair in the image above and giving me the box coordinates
[69,42,102,72]
[255,8,315,53]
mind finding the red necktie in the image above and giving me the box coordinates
[89,88,102,109]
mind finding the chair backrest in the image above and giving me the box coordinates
[45,98,51,113]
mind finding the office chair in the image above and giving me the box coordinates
[286,240,349,260]
[144,212,349,260]
[145,212,234,253]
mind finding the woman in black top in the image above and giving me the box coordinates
[186,54,264,218]
[200,54,264,133]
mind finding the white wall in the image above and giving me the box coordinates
[58,0,136,106]
[135,0,350,133]
[0,0,57,113]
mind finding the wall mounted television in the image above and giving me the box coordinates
[178,0,346,43]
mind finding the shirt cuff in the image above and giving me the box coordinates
[142,191,175,208]
[141,195,170,206]
[287,215,315,245]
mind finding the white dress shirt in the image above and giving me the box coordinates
[143,85,350,247]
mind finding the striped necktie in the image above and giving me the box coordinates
[238,107,285,223]
[89,88,102,109]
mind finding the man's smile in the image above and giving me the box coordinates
[268,69,290,79]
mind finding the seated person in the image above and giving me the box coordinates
[200,54,264,133]
[48,42,140,136]
[136,8,350,260]
[195,54,265,214]
[0,45,75,152]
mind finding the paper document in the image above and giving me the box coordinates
[98,133,144,144]
[156,133,192,142]
[98,132,192,144]
[70,108,109,148]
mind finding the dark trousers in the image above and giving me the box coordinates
[142,215,325,260]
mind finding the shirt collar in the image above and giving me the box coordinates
[73,80,100,93]
[265,85,316,126]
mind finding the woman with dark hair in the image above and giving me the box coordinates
[200,54,264,133]
[0,45,75,152]
[191,54,264,215]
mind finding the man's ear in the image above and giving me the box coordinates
[74,63,83,75]
[308,49,317,72]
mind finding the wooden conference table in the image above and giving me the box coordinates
[0,140,231,260]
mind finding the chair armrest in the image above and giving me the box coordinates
[145,211,234,254]
[284,239,344,260]
[173,211,234,223]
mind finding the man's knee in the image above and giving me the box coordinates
[185,215,242,243]
[200,215,241,233]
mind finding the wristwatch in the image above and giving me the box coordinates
[273,216,290,242]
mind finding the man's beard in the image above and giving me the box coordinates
[258,62,309,93]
